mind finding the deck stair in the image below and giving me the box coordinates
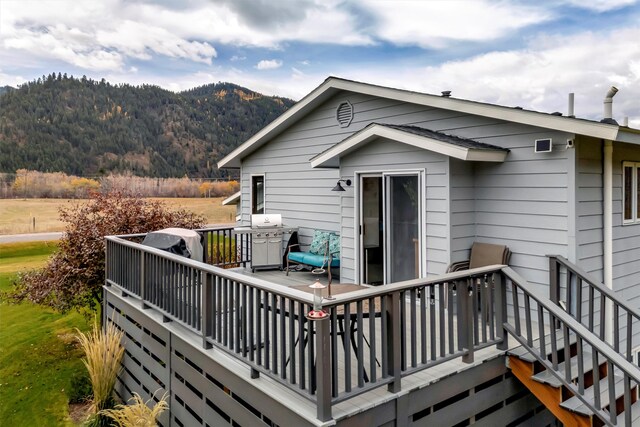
[503,259,640,426]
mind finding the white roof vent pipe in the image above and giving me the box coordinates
[601,86,619,124]
[568,93,575,117]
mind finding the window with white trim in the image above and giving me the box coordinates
[251,175,265,215]
[622,162,640,223]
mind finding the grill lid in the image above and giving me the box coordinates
[251,214,282,228]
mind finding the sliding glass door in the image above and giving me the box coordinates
[359,171,423,285]
[385,173,421,283]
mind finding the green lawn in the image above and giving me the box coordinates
[0,241,90,426]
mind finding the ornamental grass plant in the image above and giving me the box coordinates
[76,318,125,426]
[100,391,169,427]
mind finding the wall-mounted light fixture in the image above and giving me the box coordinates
[331,179,352,192]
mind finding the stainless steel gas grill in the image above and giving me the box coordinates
[235,214,297,272]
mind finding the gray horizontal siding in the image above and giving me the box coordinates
[471,129,572,292]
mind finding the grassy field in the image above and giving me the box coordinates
[0,197,236,234]
[0,241,90,426]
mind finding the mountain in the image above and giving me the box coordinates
[0,86,15,96]
[0,74,294,177]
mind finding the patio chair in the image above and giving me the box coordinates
[285,230,340,284]
[446,242,511,313]
[447,242,511,273]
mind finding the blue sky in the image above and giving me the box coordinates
[1,0,639,126]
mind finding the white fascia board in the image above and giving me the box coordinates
[310,124,507,168]
[222,191,241,205]
[616,129,640,145]
[329,79,621,140]
[217,79,339,168]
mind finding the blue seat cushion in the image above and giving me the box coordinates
[288,251,339,268]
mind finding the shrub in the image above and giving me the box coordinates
[77,319,124,426]
[100,391,169,427]
[9,190,205,313]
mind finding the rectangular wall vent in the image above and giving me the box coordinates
[534,138,553,153]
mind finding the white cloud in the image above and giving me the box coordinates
[358,0,550,48]
[561,0,638,11]
[230,55,246,61]
[255,59,282,70]
[328,27,640,128]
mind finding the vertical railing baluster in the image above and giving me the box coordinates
[410,290,417,368]
[627,313,633,362]
[608,361,617,424]
[624,374,632,426]
[369,297,377,382]
[216,276,222,343]
[461,278,474,364]
[448,284,455,355]
[576,336,584,394]
[549,257,560,305]
[592,349,601,409]
[400,291,406,371]
[330,309,337,397]
[298,301,305,390]
[289,299,296,384]
[242,284,248,357]
[357,300,364,387]
[588,286,594,331]
[538,304,546,359]
[599,293,606,341]
[234,281,240,352]
[203,272,212,349]
[563,324,571,383]
[420,287,427,364]
[512,279,521,336]
[257,289,263,366]
[550,312,558,370]
[576,277,583,322]
[271,293,278,374]
[381,297,388,378]
[344,302,351,393]
[280,296,286,379]
[431,284,438,360]
[524,294,533,347]
[614,304,620,352]
[249,287,254,362]
[439,283,445,357]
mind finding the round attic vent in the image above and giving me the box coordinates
[336,101,353,127]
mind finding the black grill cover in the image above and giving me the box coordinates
[141,228,203,262]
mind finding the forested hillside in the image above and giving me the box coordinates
[0,74,294,177]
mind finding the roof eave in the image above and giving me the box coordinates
[220,76,627,169]
[310,124,508,168]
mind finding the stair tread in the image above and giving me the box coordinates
[560,375,625,416]
[508,331,578,363]
[618,399,640,424]
[532,352,604,388]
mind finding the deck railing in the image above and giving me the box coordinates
[549,255,640,361]
[504,266,640,426]
[198,225,251,268]
[105,233,509,420]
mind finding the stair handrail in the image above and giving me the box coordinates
[549,255,640,357]
[549,254,640,323]
[503,266,640,426]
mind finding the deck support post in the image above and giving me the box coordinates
[315,317,332,421]
[495,272,508,350]
[386,292,402,393]
[202,273,213,349]
[461,279,474,363]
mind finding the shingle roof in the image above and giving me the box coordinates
[377,124,508,152]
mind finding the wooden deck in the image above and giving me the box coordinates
[105,231,555,426]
